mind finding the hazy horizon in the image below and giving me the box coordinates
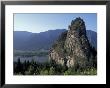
[14,13,97,33]
[14,29,96,34]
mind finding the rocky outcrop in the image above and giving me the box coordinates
[49,17,97,68]
[49,31,67,66]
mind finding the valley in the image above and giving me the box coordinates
[13,17,97,75]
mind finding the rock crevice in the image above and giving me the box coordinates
[49,17,97,68]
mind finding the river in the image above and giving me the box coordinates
[14,55,49,63]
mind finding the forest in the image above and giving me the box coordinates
[14,58,97,75]
[14,18,97,75]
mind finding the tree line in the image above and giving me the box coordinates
[14,58,97,75]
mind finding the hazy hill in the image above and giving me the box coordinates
[14,29,97,51]
[14,29,66,50]
[86,30,97,49]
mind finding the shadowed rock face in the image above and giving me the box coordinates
[49,17,97,68]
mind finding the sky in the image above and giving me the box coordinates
[14,13,97,33]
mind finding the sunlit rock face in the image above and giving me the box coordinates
[49,17,97,68]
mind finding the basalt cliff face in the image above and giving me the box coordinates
[49,17,97,68]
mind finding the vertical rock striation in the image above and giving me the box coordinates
[49,17,97,69]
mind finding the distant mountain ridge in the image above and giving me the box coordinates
[14,29,66,50]
[14,29,97,51]
[86,30,97,49]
